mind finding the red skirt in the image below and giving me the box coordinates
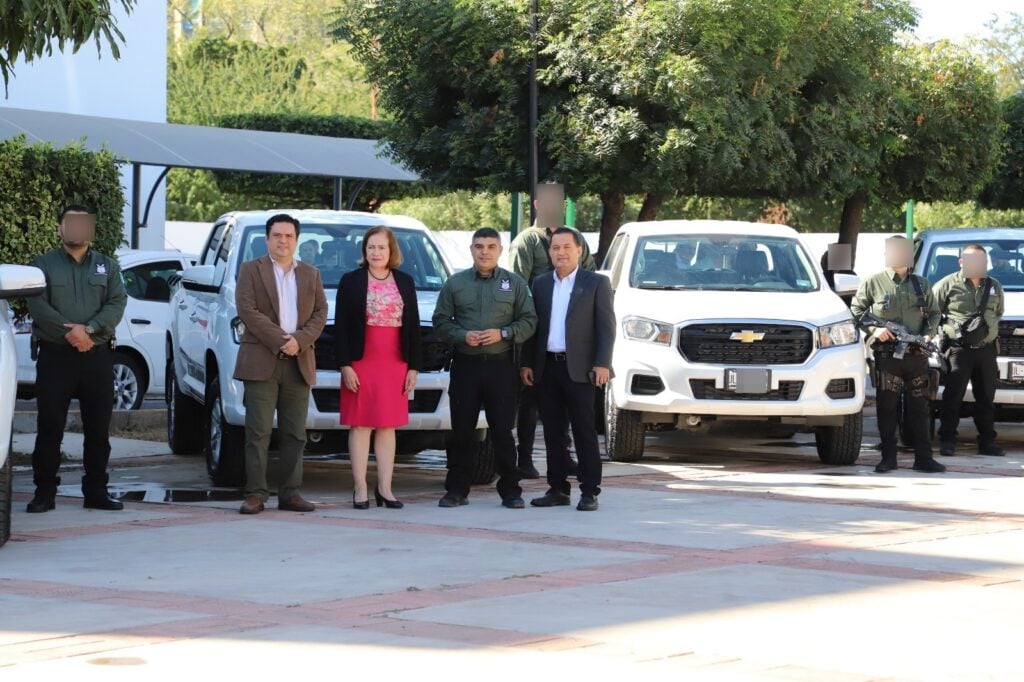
[340,325,409,428]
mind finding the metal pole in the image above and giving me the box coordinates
[905,199,915,239]
[510,192,522,238]
[565,196,576,227]
[332,178,343,210]
[528,0,539,225]
[130,163,141,249]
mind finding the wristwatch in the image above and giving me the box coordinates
[84,324,96,335]
[500,328,510,340]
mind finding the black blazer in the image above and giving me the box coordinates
[334,267,422,370]
[525,268,615,384]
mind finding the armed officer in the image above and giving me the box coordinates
[26,205,128,512]
[933,244,1005,457]
[850,236,945,474]
[433,227,538,508]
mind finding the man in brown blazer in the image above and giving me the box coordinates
[234,214,327,514]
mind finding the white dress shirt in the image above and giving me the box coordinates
[547,266,578,353]
[272,259,299,334]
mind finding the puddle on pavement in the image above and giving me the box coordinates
[58,484,245,503]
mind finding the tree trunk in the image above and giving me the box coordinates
[597,190,626,265]
[838,191,867,269]
[637,192,665,222]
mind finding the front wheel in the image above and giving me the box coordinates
[0,442,12,548]
[167,359,204,455]
[604,385,645,462]
[204,376,246,487]
[112,352,145,410]
[815,411,863,465]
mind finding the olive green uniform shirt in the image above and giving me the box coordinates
[27,247,127,345]
[432,266,537,355]
[932,272,1004,345]
[508,225,596,282]
[850,268,940,337]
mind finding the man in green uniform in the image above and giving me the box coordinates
[850,236,945,474]
[433,227,537,508]
[26,205,128,512]
[508,182,594,478]
[933,244,1005,457]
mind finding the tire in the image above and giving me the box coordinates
[166,359,204,455]
[470,431,497,485]
[815,411,863,465]
[0,443,12,548]
[112,351,146,411]
[604,384,645,462]
[204,376,246,487]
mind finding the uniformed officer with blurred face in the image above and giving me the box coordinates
[850,236,945,474]
[26,205,127,513]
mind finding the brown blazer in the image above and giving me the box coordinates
[233,256,328,385]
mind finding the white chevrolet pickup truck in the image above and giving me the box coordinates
[166,210,493,487]
[601,220,866,465]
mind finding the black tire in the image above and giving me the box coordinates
[0,441,11,548]
[112,351,146,411]
[469,431,497,485]
[167,359,204,455]
[204,375,246,487]
[604,384,645,462]
[815,411,863,465]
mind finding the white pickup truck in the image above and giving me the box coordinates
[601,220,866,465]
[166,210,492,486]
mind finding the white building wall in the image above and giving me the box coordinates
[3,2,168,250]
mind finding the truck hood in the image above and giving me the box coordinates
[325,289,440,327]
[614,287,851,328]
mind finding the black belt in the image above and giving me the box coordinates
[455,351,511,362]
[546,352,567,362]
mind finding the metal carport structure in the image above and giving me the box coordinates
[0,107,418,248]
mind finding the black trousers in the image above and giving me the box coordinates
[32,342,114,498]
[535,358,602,496]
[938,343,998,446]
[446,353,522,499]
[875,351,932,462]
[516,385,572,466]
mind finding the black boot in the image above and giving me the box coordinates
[874,457,898,473]
[26,493,56,513]
[912,458,946,473]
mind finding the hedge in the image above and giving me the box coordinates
[0,135,125,268]
[211,113,430,211]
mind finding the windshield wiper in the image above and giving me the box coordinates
[636,284,689,290]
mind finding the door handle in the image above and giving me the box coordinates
[130,318,151,325]
[178,302,188,310]
[189,312,199,322]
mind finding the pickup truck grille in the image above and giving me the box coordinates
[689,379,804,401]
[312,388,443,414]
[997,321,1024,357]
[679,325,812,365]
[314,325,452,372]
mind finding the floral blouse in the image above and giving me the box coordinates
[366,276,403,327]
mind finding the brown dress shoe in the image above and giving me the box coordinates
[239,496,265,515]
[278,495,315,512]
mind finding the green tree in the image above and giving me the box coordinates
[976,12,1023,98]
[0,0,135,90]
[979,93,1024,210]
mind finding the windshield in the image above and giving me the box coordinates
[236,224,449,291]
[920,240,1024,291]
[630,234,819,292]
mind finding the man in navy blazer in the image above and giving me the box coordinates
[521,228,615,511]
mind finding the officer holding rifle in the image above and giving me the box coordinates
[850,236,946,474]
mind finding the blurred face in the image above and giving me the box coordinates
[550,232,582,272]
[298,241,318,262]
[267,221,298,262]
[471,237,502,272]
[960,248,988,278]
[535,183,565,229]
[365,232,391,269]
[60,211,96,247]
[884,239,913,270]
[676,244,695,266]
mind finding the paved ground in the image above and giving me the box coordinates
[3,410,1024,679]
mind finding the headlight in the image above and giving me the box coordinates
[622,316,673,345]
[231,317,246,344]
[818,320,858,348]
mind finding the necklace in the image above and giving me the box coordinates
[368,268,391,281]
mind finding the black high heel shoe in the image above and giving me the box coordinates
[353,491,369,510]
[375,486,404,509]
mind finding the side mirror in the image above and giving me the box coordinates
[832,272,860,296]
[181,265,219,293]
[0,265,46,299]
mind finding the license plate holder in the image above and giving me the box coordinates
[1010,362,1024,382]
[725,368,771,394]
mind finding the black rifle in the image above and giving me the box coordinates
[859,311,948,372]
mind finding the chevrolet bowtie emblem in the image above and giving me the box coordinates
[1014,327,1024,337]
[730,330,766,343]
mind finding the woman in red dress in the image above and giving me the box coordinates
[335,227,421,509]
